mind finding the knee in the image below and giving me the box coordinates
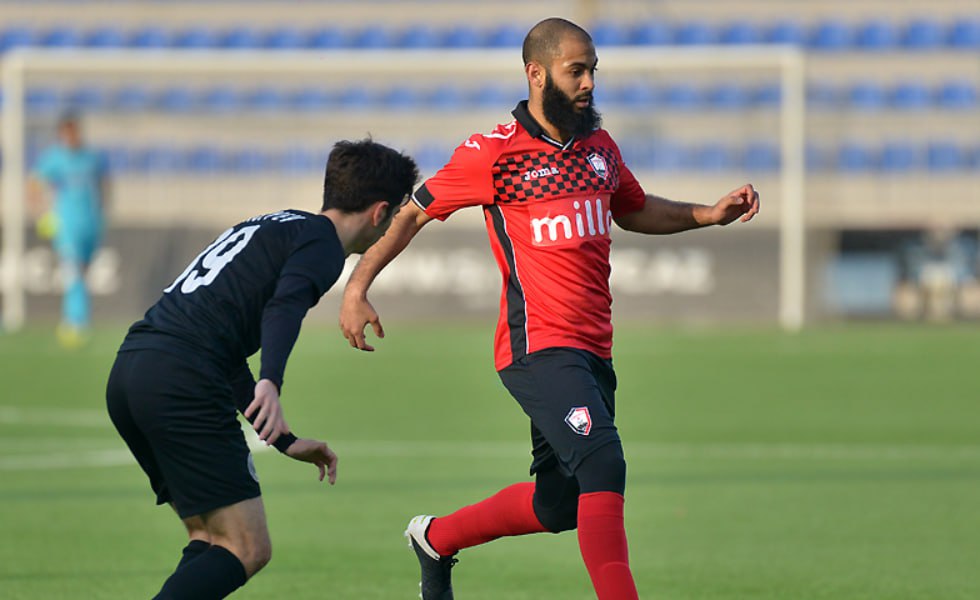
[215,534,272,576]
[575,443,626,495]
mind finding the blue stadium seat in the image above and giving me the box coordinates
[650,142,689,171]
[631,21,672,45]
[442,24,483,48]
[936,80,978,110]
[806,82,837,107]
[743,142,780,171]
[754,83,782,106]
[221,27,263,49]
[809,20,852,50]
[137,147,183,173]
[468,84,521,109]
[901,19,944,49]
[694,144,736,171]
[279,147,319,172]
[155,87,196,112]
[926,142,967,171]
[173,27,219,49]
[336,87,373,110]
[720,21,762,45]
[890,82,931,110]
[26,88,60,113]
[426,85,467,111]
[65,86,109,111]
[805,144,830,171]
[288,87,332,111]
[414,143,451,172]
[1,27,38,52]
[590,21,631,46]
[264,27,308,49]
[398,24,441,48]
[308,27,346,49]
[879,142,919,172]
[352,25,394,49]
[847,82,887,110]
[854,20,898,50]
[614,81,657,108]
[766,21,807,45]
[40,26,82,48]
[112,86,152,111]
[706,83,750,110]
[199,87,241,112]
[84,26,126,48]
[105,146,133,173]
[486,23,525,48]
[379,86,424,111]
[129,26,171,49]
[662,84,702,110]
[836,143,875,172]
[674,21,716,45]
[948,19,980,49]
[185,146,224,173]
[229,149,272,173]
[244,87,288,111]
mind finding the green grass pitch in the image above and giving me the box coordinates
[1,323,978,599]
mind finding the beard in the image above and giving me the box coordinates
[541,72,602,140]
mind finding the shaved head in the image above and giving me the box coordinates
[522,17,592,66]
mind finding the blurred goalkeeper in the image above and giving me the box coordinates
[107,139,418,599]
[340,17,760,600]
[28,111,110,347]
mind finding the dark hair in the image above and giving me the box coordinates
[522,17,592,66]
[322,138,419,215]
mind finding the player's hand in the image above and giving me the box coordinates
[339,291,385,352]
[244,379,290,446]
[285,438,339,484]
[710,184,760,225]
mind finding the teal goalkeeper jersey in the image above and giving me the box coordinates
[33,145,107,233]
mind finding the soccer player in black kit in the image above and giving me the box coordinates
[106,139,418,599]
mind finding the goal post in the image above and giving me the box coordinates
[1,46,805,331]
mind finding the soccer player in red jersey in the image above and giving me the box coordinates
[340,18,760,600]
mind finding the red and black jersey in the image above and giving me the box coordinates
[414,101,647,370]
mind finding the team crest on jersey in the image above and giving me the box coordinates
[587,153,608,179]
[564,406,593,436]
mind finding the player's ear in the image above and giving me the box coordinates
[526,62,545,89]
[370,201,390,227]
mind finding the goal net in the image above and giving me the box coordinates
[1,46,805,331]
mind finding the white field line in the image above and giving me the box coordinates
[2,441,980,472]
[0,405,110,428]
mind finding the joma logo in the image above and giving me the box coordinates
[523,166,560,181]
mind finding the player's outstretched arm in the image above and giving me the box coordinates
[340,200,433,351]
[285,438,339,484]
[615,184,760,234]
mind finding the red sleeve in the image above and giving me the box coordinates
[412,135,496,221]
[611,162,647,217]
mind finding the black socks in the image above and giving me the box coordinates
[154,545,247,600]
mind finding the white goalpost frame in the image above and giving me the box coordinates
[1,46,806,332]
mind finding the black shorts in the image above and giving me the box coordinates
[106,348,260,519]
[498,347,620,478]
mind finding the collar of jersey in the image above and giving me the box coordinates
[512,101,575,151]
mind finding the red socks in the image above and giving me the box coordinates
[426,482,548,556]
[577,491,639,600]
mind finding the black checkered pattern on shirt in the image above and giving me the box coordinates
[492,146,621,204]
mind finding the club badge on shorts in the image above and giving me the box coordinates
[565,406,593,436]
